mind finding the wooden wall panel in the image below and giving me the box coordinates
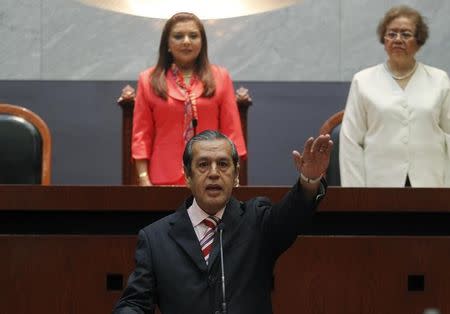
[0,236,136,314]
[2,236,450,314]
[273,236,450,314]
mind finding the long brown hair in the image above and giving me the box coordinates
[150,12,216,99]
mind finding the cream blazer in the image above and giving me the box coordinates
[340,62,450,187]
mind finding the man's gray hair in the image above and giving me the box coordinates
[183,130,239,177]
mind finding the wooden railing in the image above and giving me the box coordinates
[1,186,450,314]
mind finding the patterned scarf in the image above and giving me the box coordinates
[171,64,198,144]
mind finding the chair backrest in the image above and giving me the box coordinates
[0,104,52,185]
[117,85,251,185]
[319,110,344,186]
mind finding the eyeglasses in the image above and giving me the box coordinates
[384,31,415,41]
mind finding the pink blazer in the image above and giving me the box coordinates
[132,65,247,185]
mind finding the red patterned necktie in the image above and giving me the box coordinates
[200,216,219,264]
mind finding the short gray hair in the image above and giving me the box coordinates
[377,5,429,46]
[183,130,239,177]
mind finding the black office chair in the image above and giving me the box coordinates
[0,104,52,184]
[319,110,344,186]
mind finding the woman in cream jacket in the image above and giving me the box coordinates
[340,5,450,187]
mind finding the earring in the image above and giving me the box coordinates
[235,177,240,187]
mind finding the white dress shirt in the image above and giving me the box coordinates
[340,62,450,187]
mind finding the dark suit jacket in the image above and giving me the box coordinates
[113,182,324,314]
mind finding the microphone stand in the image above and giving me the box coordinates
[192,118,198,136]
[218,224,227,314]
[192,98,198,136]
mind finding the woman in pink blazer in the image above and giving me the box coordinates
[132,12,247,186]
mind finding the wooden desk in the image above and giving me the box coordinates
[1,186,450,314]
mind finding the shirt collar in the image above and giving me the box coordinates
[187,198,225,228]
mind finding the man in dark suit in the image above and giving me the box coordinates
[113,130,332,314]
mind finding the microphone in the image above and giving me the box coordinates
[218,222,227,314]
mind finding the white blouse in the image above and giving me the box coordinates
[340,62,450,187]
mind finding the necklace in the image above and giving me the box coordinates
[385,61,418,80]
[183,74,192,85]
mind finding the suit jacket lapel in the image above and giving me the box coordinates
[208,197,244,270]
[168,203,208,272]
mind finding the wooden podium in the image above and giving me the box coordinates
[1,186,450,314]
